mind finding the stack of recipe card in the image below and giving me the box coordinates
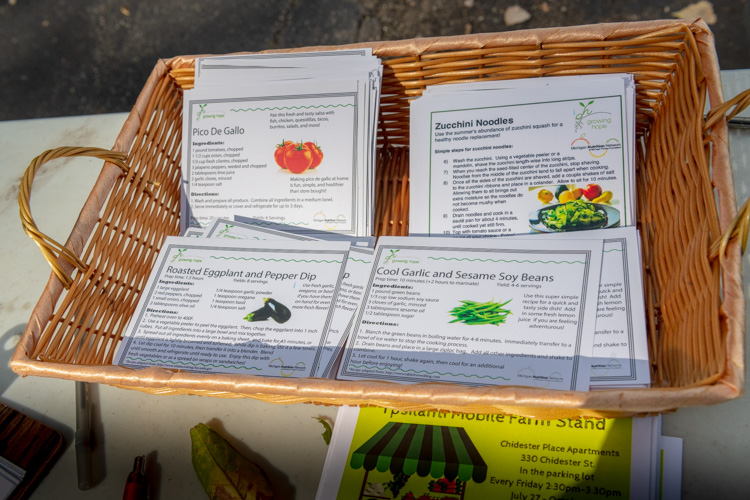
[181,49,382,236]
[115,225,650,391]
[409,74,635,237]
[117,73,649,392]
[114,218,375,379]
[336,230,650,392]
[0,455,24,500]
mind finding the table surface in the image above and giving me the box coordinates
[1,70,749,499]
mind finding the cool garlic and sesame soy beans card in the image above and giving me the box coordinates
[182,51,382,236]
[113,237,350,378]
[337,236,603,391]
[410,75,634,236]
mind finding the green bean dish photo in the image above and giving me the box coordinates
[448,299,512,326]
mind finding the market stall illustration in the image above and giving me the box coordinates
[349,422,488,499]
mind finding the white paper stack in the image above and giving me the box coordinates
[400,75,648,390]
[114,237,353,378]
[334,228,650,391]
[126,73,649,393]
[336,235,605,391]
[115,218,376,380]
[518,227,651,389]
[0,456,24,500]
[181,50,382,236]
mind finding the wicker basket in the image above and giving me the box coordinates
[12,19,749,419]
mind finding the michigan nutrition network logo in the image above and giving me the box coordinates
[517,367,565,388]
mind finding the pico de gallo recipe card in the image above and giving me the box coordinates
[337,236,603,391]
[409,75,634,237]
[182,78,373,235]
[194,52,384,225]
[316,406,661,500]
[113,237,350,378]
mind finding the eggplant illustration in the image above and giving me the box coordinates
[243,303,273,322]
[264,298,292,323]
[242,298,292,324]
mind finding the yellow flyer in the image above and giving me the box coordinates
[316,407,658,500]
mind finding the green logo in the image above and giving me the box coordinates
[196,103,207,121]
[384,249,400,264]
[170,248,203,264]
[384,249,420,265]
[574,100,594,132]
[196,103,225,120]
[171,248,187,263]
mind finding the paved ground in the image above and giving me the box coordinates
[1,0,748,121]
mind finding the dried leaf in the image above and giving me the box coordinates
[314,417,333,445]
[191,423,274,500]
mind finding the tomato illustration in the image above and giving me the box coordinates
[274,140,293,168]
[582,183,603,200]
[304,141,324,169]
[284,143,313,173]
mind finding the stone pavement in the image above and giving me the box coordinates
[1,0,748,121]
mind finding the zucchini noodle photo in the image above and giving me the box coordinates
[540,200,608,231]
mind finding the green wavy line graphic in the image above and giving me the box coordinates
[427,257,585,265]
[209,256,342,263]
[603,248,624,253]
[350,364,511,381]
[230,104,355,112]
[125,357,262,371]
[348,258,372,263]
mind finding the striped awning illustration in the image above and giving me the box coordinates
[349,422,488,483]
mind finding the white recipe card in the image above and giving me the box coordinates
[316,246,375,378]
[337,236,603,390]
[182,79,370,235]
[114,237,349,378]
[510,227,650,388]
[410,76,633,236]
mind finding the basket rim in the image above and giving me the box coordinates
[166,18,713,63]
[7,358,743,415]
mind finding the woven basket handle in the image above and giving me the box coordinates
[18,147,131,289]
[705,88,750,131]
[705,89,750,263]
[710,197,750,262]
